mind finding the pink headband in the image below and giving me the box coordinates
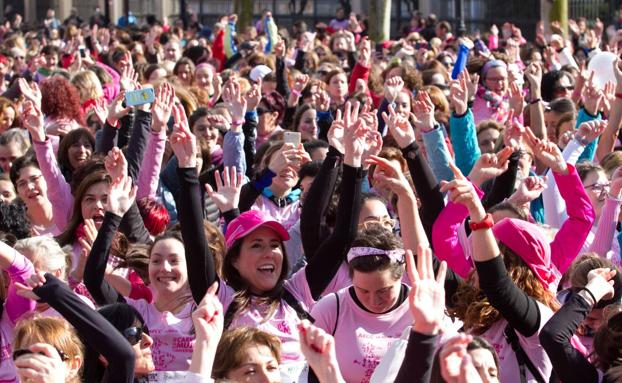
[347,247,405,263]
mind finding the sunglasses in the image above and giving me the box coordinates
[123,326,148,345]
[13,348,68,361]
[555,85,574,92]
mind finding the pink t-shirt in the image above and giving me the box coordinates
[218,268,315,365]
[0,311,17,383]
[478,302,554,383]
[127,294,196,372]
[310,285,414,383]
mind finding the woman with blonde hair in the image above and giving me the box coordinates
[71,70,104,116]
[13,315,84,383]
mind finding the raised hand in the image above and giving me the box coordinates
[382,104,415,149]
[107,90,132,127]
[366,154,412,197]
[152,82,175,132]
[119,56,137,91]
[503,111,524,150]
[22,101,45,143]
[104,147,128,184]
[439,334,476,383]
[575,120,607,145]
[14,271,48,301]
[468,146,514,187]
[192,282,224,346]
[412,90,436,132]
[91,98,109,126]
[15,343,68,383]
[274,39,286,59]
[524,62,542,98]
[361,130,383,169]
[406,246,447,335]
[343,116,368,167]
[298,320,344,383]
[449,74,469,116]
[523,126,568,174]
[18,78,41,108]
[462,70,479,102]
[357,36,371,67]
[327,110,346,154]
[171,104,197,168]
[205,167,244,213]
[107,171,137,217]
[224,78,248,122]
[514,174,547,202]
[614,59,622,92]
[268,143,300,174]
[508,81,524,115]
[384,76,404,103]
[441,162,486,219]
[585,268,617,302]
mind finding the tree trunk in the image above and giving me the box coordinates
[234,0,253,29]
[549,0,568,37]
[369,0,392,41]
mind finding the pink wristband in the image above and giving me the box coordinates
[291,89,302,97]
[232,119,244,126]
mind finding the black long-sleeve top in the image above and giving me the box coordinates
[84,212,128,305]
[401,141,462,304]
[476,256,542,336]
[85,168,211,306]
[34,274,136,383]
[394,331,438,383]
[539,291,599,383]
[238,168,276,213]
[481,150,520,210]
[175,166,215,303]
[306,164,363,299]
[96,112,135,155]
[275,57,290,98]
[300,146,342,261]
[242,112,258,179]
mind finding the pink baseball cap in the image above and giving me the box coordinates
[492,218,556,289]
[225,210,290,249]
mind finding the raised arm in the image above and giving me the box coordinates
[525,62,546,140]
[170,103,217,302]
[441,162,541,336]
[23,273,136,383]
[540,269,616,383]
[300,115,344,260]
[449,70,481,175]
[305,102,371,299]
[0,241,36,323]
[23,101,73,230]
[137,82,174,199]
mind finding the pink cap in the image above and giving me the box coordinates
[492,218,555,289]
[225,210,290,249]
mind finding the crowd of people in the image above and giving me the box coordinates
[0,3,622,383]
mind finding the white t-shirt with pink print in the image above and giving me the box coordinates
[478,302,554,383]
[310,285,414,383]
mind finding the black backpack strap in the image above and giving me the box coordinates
[282,288,314,323]
[332,292,340,336]
[223,299,238,330]
[504,324,547,383]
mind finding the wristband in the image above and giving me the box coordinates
[232,119,244,126]
[469,213,494,231]
[581,287,597,305]
[574,135,590,146]
[529,98,542,105]
[291,89,302,98]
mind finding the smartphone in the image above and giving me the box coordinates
[125,88,155,107]
[79,46,86,57]
[283,131,301,146]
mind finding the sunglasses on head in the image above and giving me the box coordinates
[13,348,68,361]
[123,326,148,345]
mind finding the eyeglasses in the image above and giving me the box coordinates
[584,182,610,194]
[13,348,68,361]
[123,326,148,345]
[360,217,396,231]
[16,174,43,190]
